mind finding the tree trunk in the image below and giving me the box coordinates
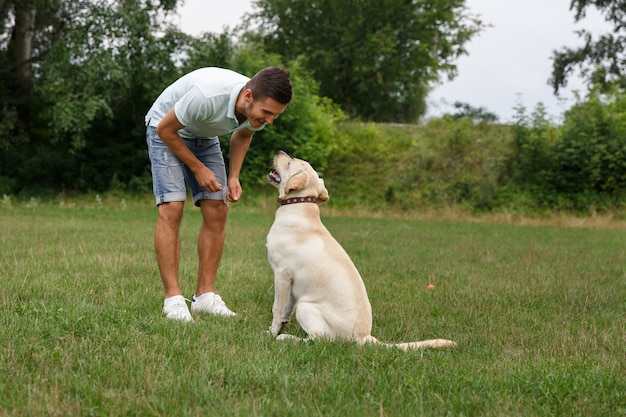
[0,0,8,16]
[14,1,36,95]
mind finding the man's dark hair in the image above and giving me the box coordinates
[246,67,293,105]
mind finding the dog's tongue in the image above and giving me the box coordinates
[268,171,281,183]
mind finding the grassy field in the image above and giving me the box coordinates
[1,196,625,416]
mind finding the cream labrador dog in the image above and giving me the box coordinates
[266,151,457,350]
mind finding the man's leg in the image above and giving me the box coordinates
[195,199,228,296]
[155,201,185,298]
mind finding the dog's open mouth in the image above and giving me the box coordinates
[267,171,281,184]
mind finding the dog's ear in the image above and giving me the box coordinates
[284,171,307,195]
[317,179,329,202]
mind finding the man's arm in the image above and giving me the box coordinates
[227,128,254,202]
[157,108,223,193]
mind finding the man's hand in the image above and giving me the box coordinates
[195,166,223,193]
[227,177,242,202]
[228,129,254,203]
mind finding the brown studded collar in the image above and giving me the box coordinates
[277,197,319,206]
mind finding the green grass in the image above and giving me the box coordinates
[1,196,625,416]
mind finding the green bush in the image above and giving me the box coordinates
[510,91,626,212]
[510,103,559,191]
[322,91,626,215]
[551,90,626,209]
[324,119,513,211]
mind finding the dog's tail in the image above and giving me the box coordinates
[390,339,458,351]
[364,336,457,351]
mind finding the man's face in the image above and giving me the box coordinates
[244,94,287,128]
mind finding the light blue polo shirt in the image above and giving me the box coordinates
[145,67,266,139]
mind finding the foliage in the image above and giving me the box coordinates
[510,90,626,212]
[1,0,180,148]
[316,90,626,215]
[0,0,188,194]
[2,0,626,218]
[447,101,499,123]
[550,0,626,93]
[248,0,484,122]
[551,89,626,208]
[324,119,513,211]
[509,102,561,200]
[180,30,238,72]
[0,0,345,196]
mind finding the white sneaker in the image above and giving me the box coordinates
[191,292,236,317]
[163,295,193,322]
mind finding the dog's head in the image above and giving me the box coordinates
[268,151,329,203]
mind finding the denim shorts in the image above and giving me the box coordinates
[146,126,228,206]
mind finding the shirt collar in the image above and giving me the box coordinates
[227,83,266,133]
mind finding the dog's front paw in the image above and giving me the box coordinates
[269,318,292,337]
[268,324,281,337]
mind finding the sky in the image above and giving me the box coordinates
[176,0,611,123]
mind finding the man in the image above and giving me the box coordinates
[145,67,293,322]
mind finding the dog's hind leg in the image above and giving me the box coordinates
[294,303,333,340]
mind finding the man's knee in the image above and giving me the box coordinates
[158,201,185,226]
[199,199,228,224]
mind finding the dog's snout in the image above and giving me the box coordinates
[268,171,281,184]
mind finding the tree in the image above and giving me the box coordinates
[447,101,499,123]
[550,0,626,93]
[248,0,483,123]
[0,0,184,144]
[0,0,351,194]
[1,0,41,150]
[0,0,186,193]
